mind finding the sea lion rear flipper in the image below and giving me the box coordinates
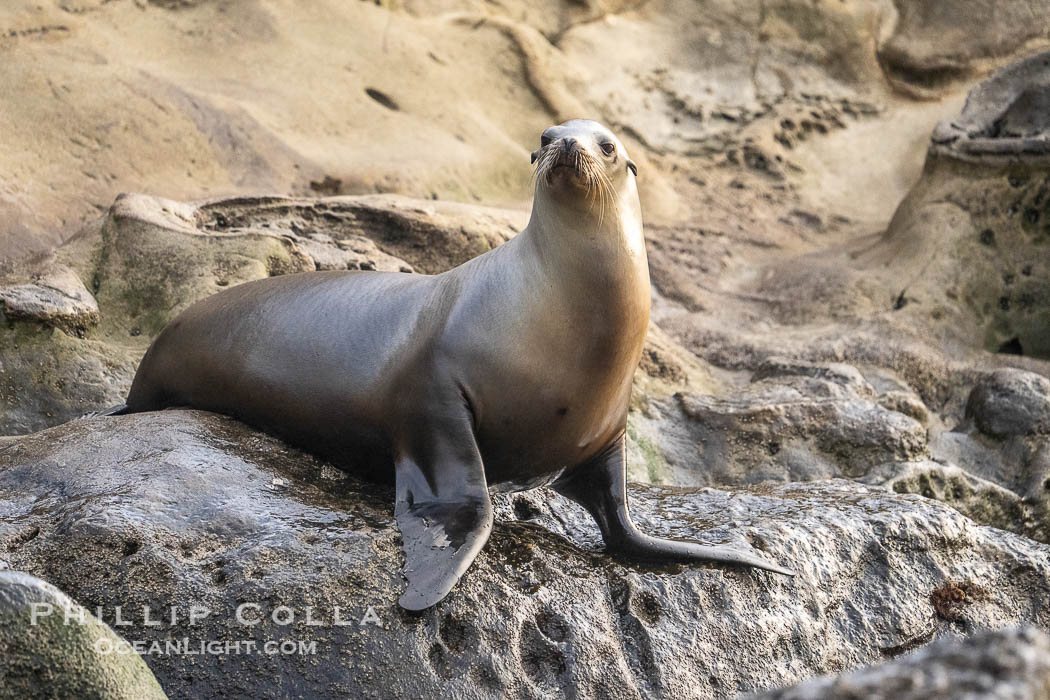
[394,418,493,611]
[553,432,795,577]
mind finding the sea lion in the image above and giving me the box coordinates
[114,119,794,610]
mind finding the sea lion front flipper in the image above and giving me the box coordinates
[394,415,493,611]
[553,432,795,577]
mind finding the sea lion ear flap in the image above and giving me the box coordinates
[531,150,540,164]
[627,159,638,177]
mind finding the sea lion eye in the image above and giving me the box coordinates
[600,142,615,156]
[540,134,552,147]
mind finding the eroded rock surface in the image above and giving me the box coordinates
[899,368,1050,545]
[879,1,1050,98]
[869,54,1050,361]
[931,51,1050,159]
[967,368,1050,438]
[1,411,1049,698]
[6,0,1048,262]
[748,625,1050,699]
[670,373,926,485]
[0,263,98,334]
[633,53,1050,522]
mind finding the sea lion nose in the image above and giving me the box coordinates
[560,137,577,153]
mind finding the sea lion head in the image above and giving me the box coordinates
[531,119,637,214]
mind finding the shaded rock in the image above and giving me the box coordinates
[876,390,930,426]
[0,324,139,437]
[878,3,1050,98]
[931,430,1037,495]
[878,151,1050,359]
[632,322,718,398]
[871,54,1050,360]
[192,193,522,276]
[931,51,1050,160]
[966,368,1050,438]
[906,370,1050,544]
[747,625,1050,699]
[751,357,876,398]
[865,460,1043,543]
[663,366,927,485]
[295,233,407,272]
[0,570,166,700]
[5,410,1046,697]
[0,263,99,335]
[854,369,1050,544]
[91,193,409,340]
[90,191,518,339]
[627,323,722,484]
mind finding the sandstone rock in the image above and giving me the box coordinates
[848,368,1050,545]
[890,369,1050,544]
[701,50,1050,386]
[0,0,549,262]
[0,570,167,700]
[865,460,1042,544]
[966,368,1050,438]
[191,194,522,275]
[3,410,1048,698]
[751,357,876,398]
[89,192,519,340]
[562,0,886,159]
[91,193,415,340]
[872,54,1050,361]
[747,625,1050,699]
[1,0,1002,264]
[0,263,99,335]
[876,390,930,427]
[666,368,927,485]
[0,326,138,437]
[878,2,1050,99]
[931,51,1050,160]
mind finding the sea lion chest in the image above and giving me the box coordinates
[440,236,650,487]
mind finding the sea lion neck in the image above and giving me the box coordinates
[521,184,647,280]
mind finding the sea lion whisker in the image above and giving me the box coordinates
[538,147,559,187]
[596,168,617,224]
[591,164,609,228]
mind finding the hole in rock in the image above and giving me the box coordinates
[365,88,399,111]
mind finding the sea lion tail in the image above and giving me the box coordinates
[79,404,130,419]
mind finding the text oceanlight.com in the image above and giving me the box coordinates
[95,638,320,657]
